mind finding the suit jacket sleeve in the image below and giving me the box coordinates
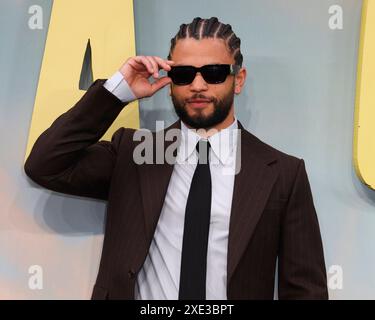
[24,79,130,201]
[278,159,328,299]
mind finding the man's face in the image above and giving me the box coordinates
[169,38,237,129]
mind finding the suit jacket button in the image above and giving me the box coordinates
[128,269,136,279]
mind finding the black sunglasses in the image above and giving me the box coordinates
[168,64,240,85]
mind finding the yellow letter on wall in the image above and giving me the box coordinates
[354,0,375,190]
[25,0,139,161]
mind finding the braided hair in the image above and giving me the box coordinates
[168,17,243,67]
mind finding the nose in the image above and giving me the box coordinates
[190,72,208,92]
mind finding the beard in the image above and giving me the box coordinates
[171,82,235,129]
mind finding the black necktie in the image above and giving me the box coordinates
[179,140,212,300]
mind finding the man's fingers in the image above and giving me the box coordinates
[153,56,174,71]
[120,56,174,99]
[133,56,154,74]
[145,56,160,78]
[150,76,172,94]
[130,56,175,78]
[147,56,174,78]
[132,56,171,78]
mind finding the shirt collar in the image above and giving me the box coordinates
[177,117,239,165]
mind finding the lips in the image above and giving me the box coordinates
[187,99,211,108]
[188,99,211,103]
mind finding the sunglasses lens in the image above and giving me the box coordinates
[168,65,232,85]
[201,65,230,84]
[168,66,196,85]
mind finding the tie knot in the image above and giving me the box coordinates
[196,140,211,164]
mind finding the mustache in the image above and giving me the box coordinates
[185,94,215,102]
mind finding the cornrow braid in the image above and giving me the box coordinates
[168,17,243,67]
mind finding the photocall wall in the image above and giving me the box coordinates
[0,0,374,299]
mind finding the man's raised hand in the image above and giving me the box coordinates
[119,56,175,99]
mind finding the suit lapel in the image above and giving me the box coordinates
[227,123,279,281]
[137,121,180,244]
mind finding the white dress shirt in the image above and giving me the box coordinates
[104,72,238,300]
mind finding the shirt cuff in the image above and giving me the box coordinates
[103,71,137,103]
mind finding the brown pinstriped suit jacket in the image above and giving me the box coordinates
[24,79,328,300]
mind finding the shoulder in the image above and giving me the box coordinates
[240,127,302,167]
[239,126,307,195]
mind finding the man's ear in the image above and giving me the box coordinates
[234,67,247,94]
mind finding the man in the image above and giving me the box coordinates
[24,17,328,300]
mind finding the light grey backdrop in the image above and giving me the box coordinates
[0,0,374,299]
